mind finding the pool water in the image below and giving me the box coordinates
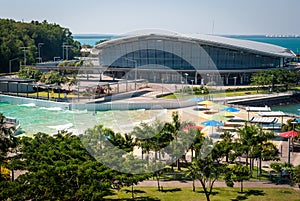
[0,101,169,136]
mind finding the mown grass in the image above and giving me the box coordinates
[105,187,300,201]
[162,90,263,99]
[12,91,76,99]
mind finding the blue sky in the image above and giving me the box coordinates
[0,0,299,35]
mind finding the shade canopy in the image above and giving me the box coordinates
[201,120,224,127]
[198,100,214,105]
[210,113,230,121]
[222,107,240,113]
[183,125,202,131]
[189,97,204,102]
[279,130,298,138]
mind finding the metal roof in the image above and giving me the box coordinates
[92,32,296,58]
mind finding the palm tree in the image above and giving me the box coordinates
[220,131,234,163]
[0,113,17,181]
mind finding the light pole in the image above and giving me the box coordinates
[184,73,188,85]
[233,76,237,93]
[191,79,194,95]
[62,43,72,60]
[9,58,19,74]
[289,121,297,164]
[161,78,164,94]
[20,47,29,66]
[124,58,137,91]
[38,43,44,63]
[233,76,237,86]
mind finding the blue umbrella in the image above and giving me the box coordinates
[222,107,240,113]
[189,97,204,102]
[201,120,224,127]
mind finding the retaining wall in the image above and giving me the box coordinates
[0,95,196,111]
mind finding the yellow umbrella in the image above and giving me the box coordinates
[198,100,213,105]
[224,112,235,117]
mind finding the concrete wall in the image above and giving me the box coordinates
[0,94,196,111]
[71,101,195,111]
[0,95,70,109]
[0,82,34,93]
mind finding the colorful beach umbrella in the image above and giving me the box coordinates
[210,113,229,121]
[201,120,224,127]
[210,103,227,110]
[183,125,203,131]
[279,130,298,138]
[224,112,235,117]
[198,100,214,105]
[189,97,204,102]
[222,107,240,113]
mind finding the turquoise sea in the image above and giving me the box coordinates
[272,104,300,116]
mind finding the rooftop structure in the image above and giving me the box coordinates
[92,31,296,85]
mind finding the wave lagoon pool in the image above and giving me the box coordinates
[0,101,170,136]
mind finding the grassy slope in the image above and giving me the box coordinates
[105,187,300,201]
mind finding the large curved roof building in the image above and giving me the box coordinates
[92,32,295,85]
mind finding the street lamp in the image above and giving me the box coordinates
[9,58,19,74]
[233,76,237,93]
[233,76,237,86]
[62,43,72,60]
[20,47,29,66]
[191,79,194,95]
[271,74,274,93]
[184,73,188,85]
[38,43,44,63]
[161,78,164,94]
[289,121,297,164]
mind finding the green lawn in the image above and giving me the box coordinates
[162,90,263,99]
[105,187,300,201]
[12,91,77,99]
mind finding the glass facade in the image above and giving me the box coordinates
[97,36,290,84]
[201,45,281,70]
[105,39,282,71]
[110,49,195,70]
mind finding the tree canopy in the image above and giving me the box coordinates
[251,69,298,91]
[0,19,81,72]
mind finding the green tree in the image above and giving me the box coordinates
[251,69,297,92]
[238,123,278,175]
[2,132,115,201]
[230,163,250,193]
[292,165,300,185]
[0,19,81,72]
[0,113,17,182]
[40,70,66,85]
[18,66,42,81]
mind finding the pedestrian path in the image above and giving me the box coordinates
[137,180,297,189]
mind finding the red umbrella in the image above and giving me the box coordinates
[183,125,202,131]
[279,130,298,138]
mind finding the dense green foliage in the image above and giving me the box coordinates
[0,19,81,72]
[18,66,42,81]
[0,113,17,182]
[1,112,298,201]
[251,69,298,91]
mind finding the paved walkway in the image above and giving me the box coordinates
[137,180,298,189]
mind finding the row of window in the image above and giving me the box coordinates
[109,48,281,70]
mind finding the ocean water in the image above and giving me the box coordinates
[0,101,169,135]
[73,34,115,46]
[74,34,300,53]
[272,104,300,115]
[227,35,300,54]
